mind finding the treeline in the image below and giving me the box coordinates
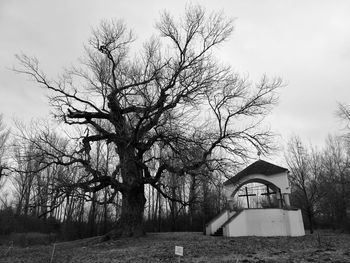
[143,171,225,232]
[1,113,350,240]
[286,135,350,233]
[0,117,226,240]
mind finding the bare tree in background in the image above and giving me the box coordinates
[285,136,320,234]
[338,102,350,142]
[14,6,281,238]
[338,102,350,124]
[0,115,10,187]
[321,135,350,228]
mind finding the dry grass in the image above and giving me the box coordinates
[0,231,349,262]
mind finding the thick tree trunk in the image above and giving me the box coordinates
[105,184,146,239]
[104,147,146,239]
[121,184,146,236]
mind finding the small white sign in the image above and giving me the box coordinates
[175,246,183,256]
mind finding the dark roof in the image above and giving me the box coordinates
[223,160,288,186]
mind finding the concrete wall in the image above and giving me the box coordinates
[286,209,305,236]
[223,211,246,237]
[223,208,305,237]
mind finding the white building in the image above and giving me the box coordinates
[206,160,305,237]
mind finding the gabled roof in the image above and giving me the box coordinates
[223,160,288,186]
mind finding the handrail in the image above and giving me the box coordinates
[205,209,228,227]
[222,209,244,228]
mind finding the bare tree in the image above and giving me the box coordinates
[0,114,10,181]
[338,102,350,123]
[14,6,281,238]
[285,136,320,234]
[0,115,10,210]
[337,102,350,142]
[321,135,350,228]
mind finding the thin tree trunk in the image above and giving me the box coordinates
[103,189,108,234]
[148,185,151,221]
[89,192,96,236]
[158,191,161,232]
[308,209,314,234]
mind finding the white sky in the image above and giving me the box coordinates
[1,0,350,154]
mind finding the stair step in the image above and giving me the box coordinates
[213,227,223,236]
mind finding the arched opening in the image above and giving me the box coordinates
[228,179,282,210]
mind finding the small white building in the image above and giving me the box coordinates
[206,160,305,237]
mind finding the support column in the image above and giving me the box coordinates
[283,194,291,208]
[276,191,283,208]
[227,198,234,211]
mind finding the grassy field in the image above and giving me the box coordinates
[0,231,349,262]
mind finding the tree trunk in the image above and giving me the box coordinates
[307,206,314,234]
[170,182,177,231]
[105,184,146,239]
[147,185,151,221]
[157,191,161,232]
[121,184,146,234]
[103,189,108,234]
[104,147,146,239]
[308,212,314,234]
[189,174,197,229]
[88,191,96,236]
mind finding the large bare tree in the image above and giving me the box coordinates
[14,6,281,237]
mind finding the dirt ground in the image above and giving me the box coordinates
[0,231,349,262]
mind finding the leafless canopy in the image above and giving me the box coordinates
[14,6,281,216]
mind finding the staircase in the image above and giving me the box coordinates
[205,210,232,236]
[213,227,223,236]
[206,209,243,237]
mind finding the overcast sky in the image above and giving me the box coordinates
[1,0,350,154]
